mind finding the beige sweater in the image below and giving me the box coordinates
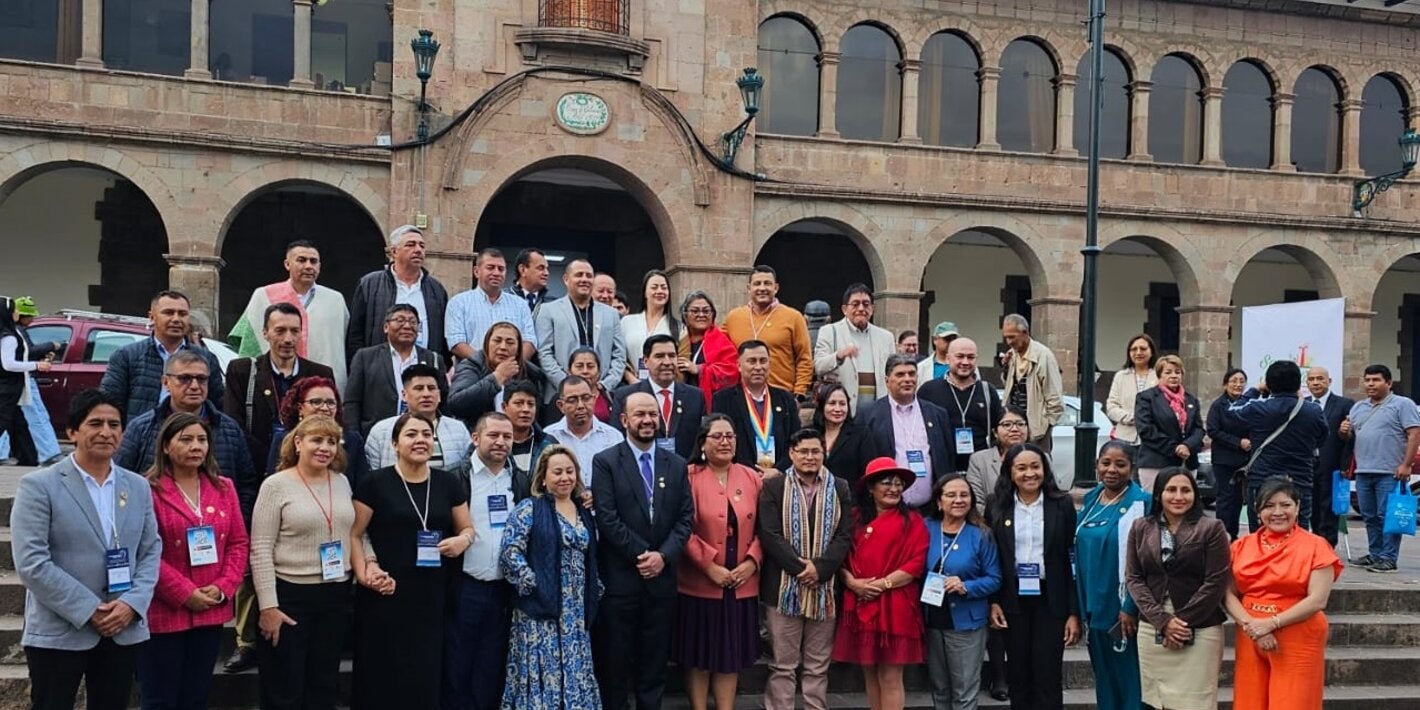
[250,470,356,610]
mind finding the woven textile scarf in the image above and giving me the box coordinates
[778,471,839,621]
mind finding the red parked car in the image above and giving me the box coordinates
[23,310,237,438]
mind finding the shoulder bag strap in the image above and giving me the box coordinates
[245,357,258,432]
[1242,397,1305,470]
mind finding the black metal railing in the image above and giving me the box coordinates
[539,0,629,35]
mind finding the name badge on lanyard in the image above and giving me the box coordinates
[319,541,345,581]
[187,526,218,567]
[920,571,948,606]
[416,530,442,568]
[1017,562,1041,596]
[906,449,928,478]
[106,548,133,594]
[655,438,676,453]
[637,357,650,382]
[487,494,510,528]
[954,428,975,455]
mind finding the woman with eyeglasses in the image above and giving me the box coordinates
[677,291,739,402]
[1105,335,1158,459]
[266,377,368,489]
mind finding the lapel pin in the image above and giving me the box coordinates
[206,506,216,514]
[1004,519,1011,527]
[774,406,782,413]
[263,389,272,397]
[119,491,128,508]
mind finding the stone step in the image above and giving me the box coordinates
[659,686,1420,710]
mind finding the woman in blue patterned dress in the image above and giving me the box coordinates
[500,444,602,709]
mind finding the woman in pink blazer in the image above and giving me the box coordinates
[677,413,764,710]
[139,412,250,709]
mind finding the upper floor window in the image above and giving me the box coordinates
[757,16,820,136]
[1291,67,1341,173]
[918,31,980,147]
[1074,48,1130,159]
[1361,73,1411,175]
[836,23,901,142]
[998,39,1057,153]
[103,0,190,76]
[1148,54,1204,164]
[1222,60,1275,169]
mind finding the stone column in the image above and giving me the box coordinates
[1340,99,1364,176]
[289,0,315,89]
[1201,87,1225,166]
[165,255,225,331]
[1028,297,1083,394]
[1177,305,1234,406]
[977,66,1002,150]
[1127,80,1152,161]
[184,0,211,79]
[898,59,922,144]
[1343,308,1376,398]
[75,0,103,68]
[816,51,840,138]
[874,290,924,341]
[1271,92,1296,172]
[1053,73,1078,156]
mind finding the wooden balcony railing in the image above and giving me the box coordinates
[539,0,629,35]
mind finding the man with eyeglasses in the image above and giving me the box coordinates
[858,353,953,508]
[544,375,623,485]
[346,304,449,437]
[101,289,225,420]
[222,302,335,479]
[115,350,257,509]
[757,428,854,710]
[812,283,894,416]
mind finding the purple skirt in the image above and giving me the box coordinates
[673,593,760,674]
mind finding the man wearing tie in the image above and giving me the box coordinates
[592,392,694,710]
[1306,366,1353,546]
[611,334,706,460]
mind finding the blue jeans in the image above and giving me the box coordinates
[1356,472,1404,562]
[0,379,61,462]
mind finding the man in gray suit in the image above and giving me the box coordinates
[11,388,161,710]
[535,258,626,407]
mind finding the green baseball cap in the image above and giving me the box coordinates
[932,321,959,339]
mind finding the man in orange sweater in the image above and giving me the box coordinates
[722,266,813,398]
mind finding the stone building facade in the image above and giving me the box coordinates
[1,0,1419,402]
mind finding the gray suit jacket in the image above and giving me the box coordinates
[535,298,626,402]
[11,458,161,650]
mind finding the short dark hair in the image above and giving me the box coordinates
[475,412,512,432]
[68,388,126,431]
[385,303,419,321]
[751,265,778,282]
[514,248,545,274]
[502,378,540,404]
[568,347,601,370]
[400,363,442,387]
[897,330,916,344]
[1223,367,1248,386]
[150,289,189,307]
[1151,467,1204,523]
[643,333,678,359]
[1263,360,1301,394]
[390,411,436,443]
[263,301,303,328]
[737,339,769,357]
[559,374,592,398]
[475,247,505,266]
[285,239,318,253]
[841,283,872,305]
[1364,364,1393,382]
[789,427,825,449]
[1254,476,1301,511]
[884,353,917,376]
[614,290,629,306]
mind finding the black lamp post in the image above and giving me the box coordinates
[1353,129,1420,215]
[723,68,764,164]
[1075,0,1106,489]
[411,29,441,143]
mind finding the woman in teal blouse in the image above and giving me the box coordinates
[1074,441,1152,710]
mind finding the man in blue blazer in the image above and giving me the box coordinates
[610,334,707,460]
[591,392,693,710]
[535,259,627,409]
[859,354,954,508]
[11,389,161,710]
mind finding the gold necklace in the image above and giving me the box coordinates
[1260,528,1295,552]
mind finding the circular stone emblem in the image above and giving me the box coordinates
[554,92,611,136]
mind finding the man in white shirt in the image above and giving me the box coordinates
[443,413,515,710]
[544,375,623,485]
[365,363,472,479]
[229,240,350,388]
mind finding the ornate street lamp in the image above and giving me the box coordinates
[1353,128,1420,215]
[411,29,441,143]
[722,68,764,165]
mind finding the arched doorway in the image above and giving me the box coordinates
[1373,255,1420,396]
[474,165,667,308]
[1229,246,1340,371]
[756,220,873,312]
[217,181,385,331]
[920,228,1040,373]
[0,164,168,316]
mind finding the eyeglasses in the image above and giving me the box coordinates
[705,433,736,442]
[302,398,339,408]
[999,421,1028,429]
[846,300,874,309]
[387,317,421,327]
[686,307,714,316]
[791,447,824,456]
[169,374,209,386]
[875,478,906,489]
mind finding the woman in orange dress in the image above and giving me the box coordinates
[1225,477,1343,710]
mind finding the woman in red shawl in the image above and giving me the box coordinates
[676,291,739,402]
[832,457,929,710]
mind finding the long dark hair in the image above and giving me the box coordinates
[811,383,854,432]
[928,472,987,530]
[640,270,681,341]
[1151,466,1204,523]
[987,443,1066,524]
[0,296,16,338]
[854,472,912,528]
[689,413,735,465]
[145,412,225,490]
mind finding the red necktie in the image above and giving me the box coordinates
[660,389,673,426]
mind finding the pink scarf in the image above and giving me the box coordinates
[1160,385,1188,429]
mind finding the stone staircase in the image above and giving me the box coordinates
[0,469,1416,709]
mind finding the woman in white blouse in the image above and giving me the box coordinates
[622,270,681,384]
[1105,334,1158,454]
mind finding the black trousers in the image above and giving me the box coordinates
[137,626,223,710]
[26,638,138,710]
[0,397,37,466]
[1213,462,1245,540]
[594,592,674,710]
[257,580,350,710]
[1003,593,1066,710]
[1313,470,1341,546]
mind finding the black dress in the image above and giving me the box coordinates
[352,466,468,710]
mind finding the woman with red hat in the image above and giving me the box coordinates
[831,456,929,710]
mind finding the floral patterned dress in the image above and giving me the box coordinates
[500,499,602,710]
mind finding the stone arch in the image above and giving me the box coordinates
[212,162,387,253]
[1139,48,1213,90]
[1357,68,1415,110]
[1000,34,1063,78]
[905,20,986,62]
[1291,63,1349,101]
[922,216,1053,298]
[1223,56,1280,94]
[756,8,825,50]
[1229,237,1346,301]
[816,8,904,54]
[755,200,887,292]
[843,20,906,59]
[0,141,182,236]
[1098,227,1207,307]
[1099,44,1140,84]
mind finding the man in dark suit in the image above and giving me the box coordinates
[1307,366,1354,546]
[223,302,335,471]
[592,392,693,710]
[858,353,954,508]
[611,334,706,460]
[344,303,448,437]
[711,340,799,475]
